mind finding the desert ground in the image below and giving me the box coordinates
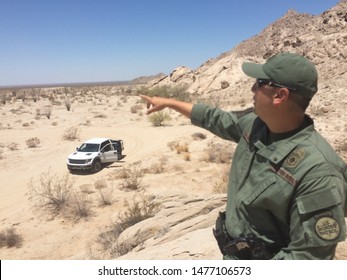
[0,85,346,260]
[0,86,229,259]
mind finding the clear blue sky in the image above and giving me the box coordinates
[0,0,340,86]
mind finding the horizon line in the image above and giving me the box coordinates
[0,79,143,90]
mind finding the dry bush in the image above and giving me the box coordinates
[65,192,92,222]
[28,170,75,218]
[212,166,229,194]
[42,106,52,119]
[62,126,80,141]
[148,111,171,126]
[182,152,191,161]
[130,104,142,114]
[26,137,40,148]
[0,228,23,248]
[118,193,161,230]
[35,108,41,120]
[120,163,144,191]
[64,96,71,111]
[192,132,207,140]
[141,85,191,102]
[144,156,167,174]
[96,224,132,258]
[94,113,107,118]
[96,193,160,258]
[7,142,19,151]
[1,91,7,105]
[94,179,114,206]
[176,143,189,154]
[79,184,95,194]
[203,142,233,163]
[0,150,4,160]
[168,140,189,154]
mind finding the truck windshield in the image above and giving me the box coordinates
[78,143,99,152]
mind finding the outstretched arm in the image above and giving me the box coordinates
[140,94,193,118]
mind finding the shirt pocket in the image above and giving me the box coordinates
[243,175,277,205]
[296,186,346,245]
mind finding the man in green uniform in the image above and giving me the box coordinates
[140,53,347,260]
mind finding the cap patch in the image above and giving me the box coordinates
[315,217,340,241]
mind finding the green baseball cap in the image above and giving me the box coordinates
[242,53,318,98]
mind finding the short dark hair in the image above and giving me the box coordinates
[289,92,311,111]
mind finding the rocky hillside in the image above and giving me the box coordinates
[115,1,347,260]
[149,0,347,98]
[146,0,347,152]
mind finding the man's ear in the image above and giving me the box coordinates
[273,88,290,105]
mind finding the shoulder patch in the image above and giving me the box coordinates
[315,217,340,241]
[284,148,305,169]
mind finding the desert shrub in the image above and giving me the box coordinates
[118,193,161,230]
[96,224,125,257]
[96,193,160,258]
[130,104,142,114]
[197,95,221,108]
[212,166,229,194]
[182,152,191,161]
[64,96,71,111]
[203,142,233,163]
[168,140,189,154]
[144,156,167,174]
[192,132,207,140]
[66,192,92,221]
[26,137,40,148]
[141,85,191,102]
[120,163,144,191]
[1,91,6,105]
[79,184,94,194]
[176,142,189,154]
[94,113,107,118]
[94,179,114,206]
[7,142,19,151]
[0,228,23,248]
[22,122,30,127]
[42,106,52,119]
[62,126,80,141]
[35,108,41,120]
[148,111,171,126]
[28,170,75,218]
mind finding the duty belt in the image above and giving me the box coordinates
[213,212,279,260]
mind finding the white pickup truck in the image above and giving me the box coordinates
[67,138,124,173]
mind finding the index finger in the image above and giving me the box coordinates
[139,94,151,102]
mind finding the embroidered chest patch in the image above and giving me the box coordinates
[315,217,340,241]
[284,148,305,169]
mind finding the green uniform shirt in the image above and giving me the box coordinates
[191,103,347,260]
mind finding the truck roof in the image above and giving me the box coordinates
[83,138,109,144]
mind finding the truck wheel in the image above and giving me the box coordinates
[91,159,102,173]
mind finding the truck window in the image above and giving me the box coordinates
[102,143,113,152]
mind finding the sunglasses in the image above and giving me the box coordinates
[256,79,296,91]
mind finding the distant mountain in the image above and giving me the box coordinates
[130,73,167,84]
